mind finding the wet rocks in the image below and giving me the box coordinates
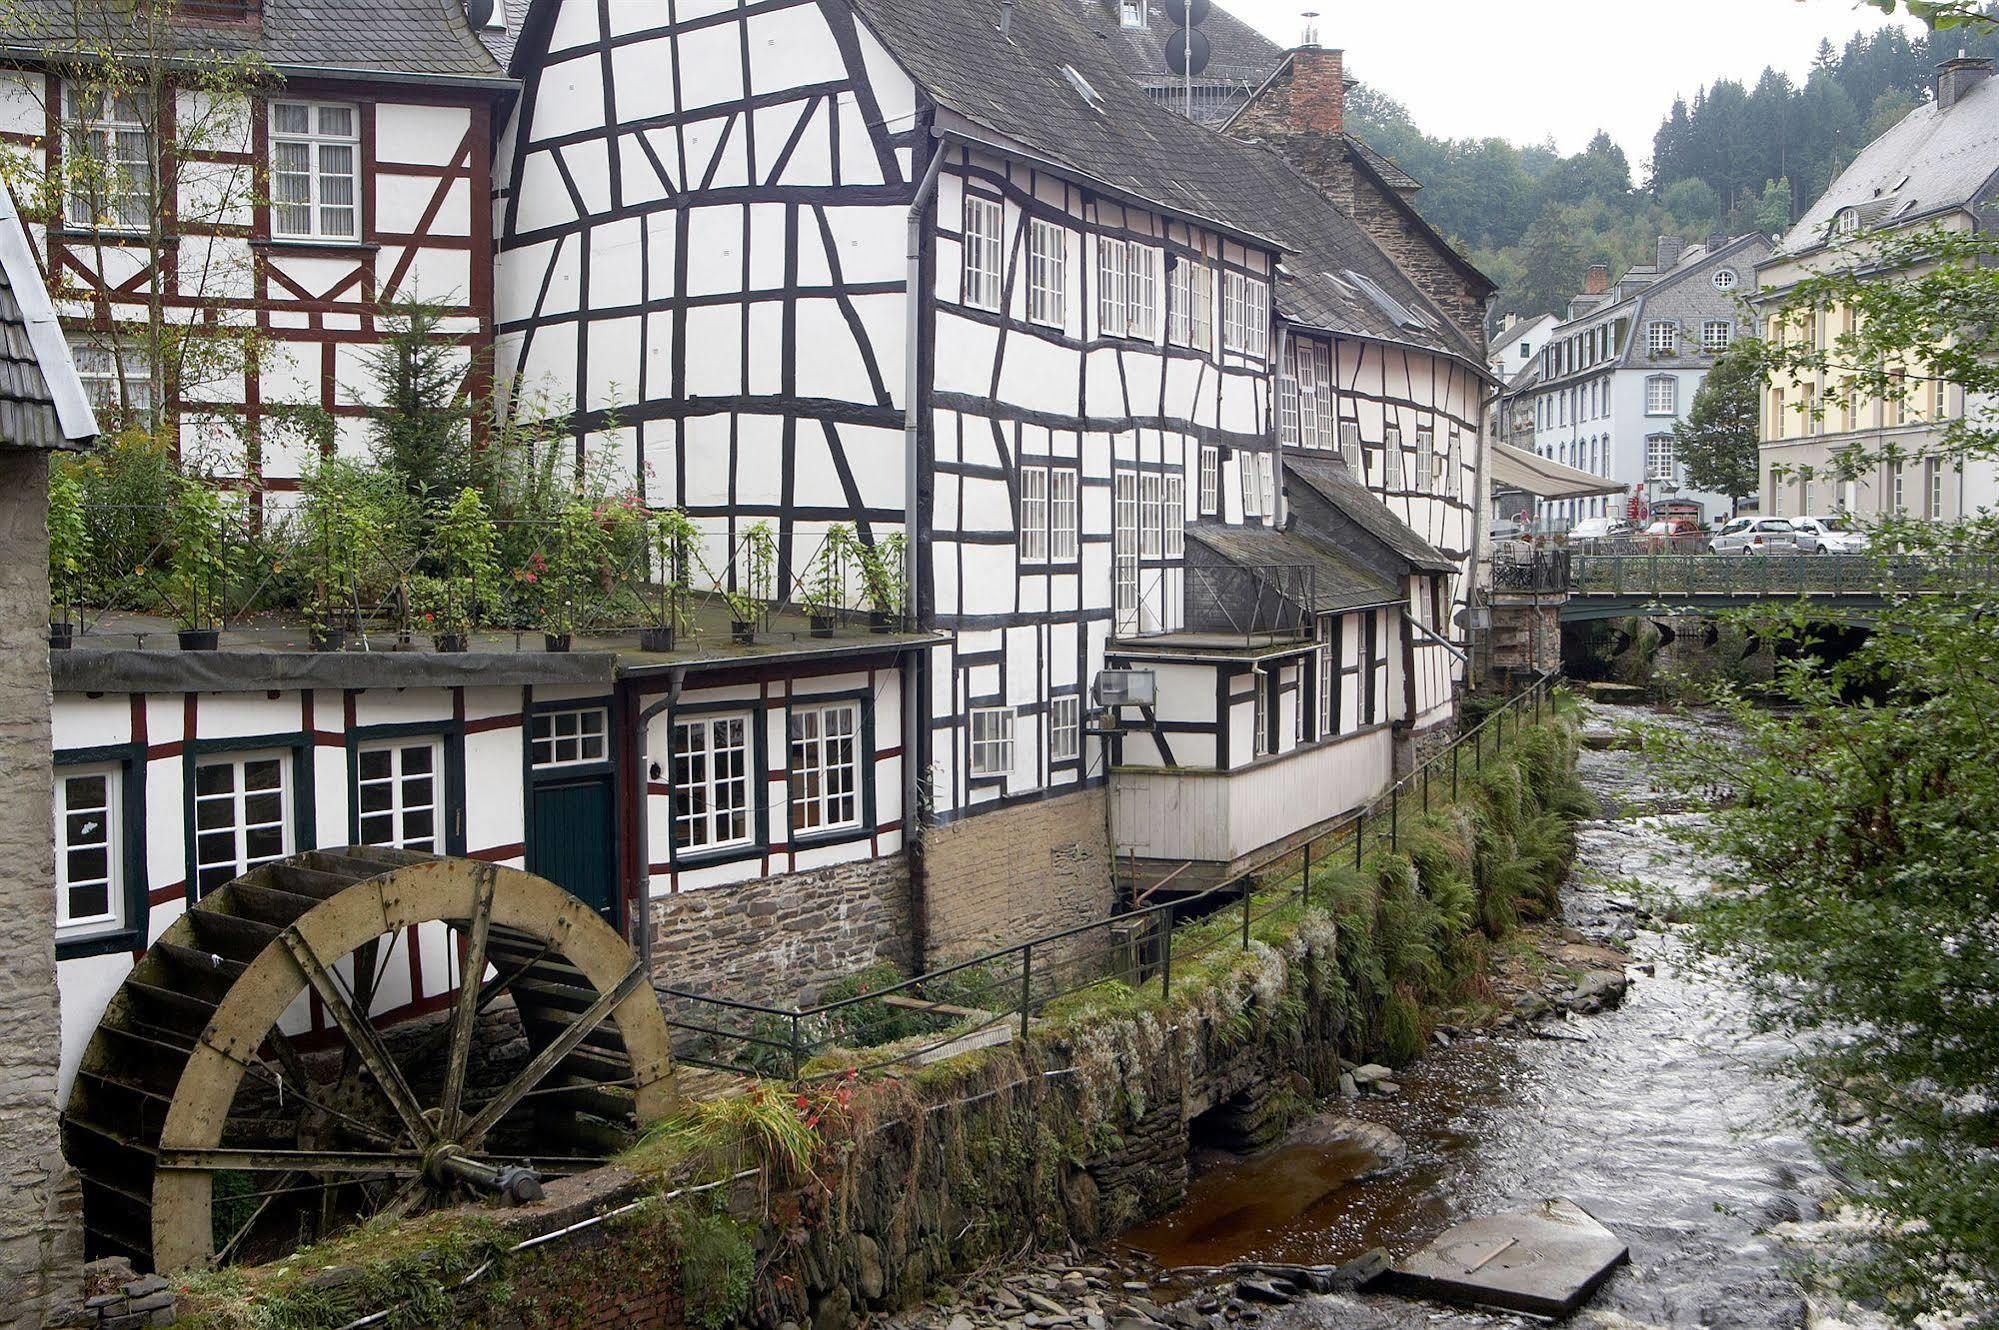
[1565,968,1631,1014]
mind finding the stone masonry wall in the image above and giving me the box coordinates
[647,855,912,1012]
[0,448,72,1330]
[921,786,1116,966]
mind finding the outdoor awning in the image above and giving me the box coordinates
[1491,443,1627,500]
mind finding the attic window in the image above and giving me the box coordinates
[1344,269,1424,330]
[1712,267,1738,290]
[1120,0,1147,27]
[1062,65,1105,112]
[1833,207,1861,238]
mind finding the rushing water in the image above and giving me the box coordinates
[1122,705,1832,1329]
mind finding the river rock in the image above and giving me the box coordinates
[1350,1063,1392,1086]
[1568,969,1631,1013]
[1338,1071,1358,1099]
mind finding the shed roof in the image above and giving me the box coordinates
[1186,520,1401,613]
[1283,455,1456,572]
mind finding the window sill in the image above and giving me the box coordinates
[788,823,867,852]
[57,925,142,961]
[252,236,379,255]
[668,841,760,871]
[49,227,156,244]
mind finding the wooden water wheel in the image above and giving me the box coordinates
[61,848,677,1272]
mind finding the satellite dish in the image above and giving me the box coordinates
[465,0,496,26]
[1162,0,1212,25]
[1166,28,1212,77]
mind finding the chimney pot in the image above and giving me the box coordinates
[1584,264,1610,296]
[1938,56,1994,110]
[1657,235,1686,271]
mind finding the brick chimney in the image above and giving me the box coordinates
[1584,264,1609,296]
[1938,56,1994,111]
[1657,235,1686,271]
[1242,47,1347,135]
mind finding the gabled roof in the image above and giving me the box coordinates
[1347,134,1419,192]
[1283,456,1455,573]
[0,180,96,449]
[4,0,511,86]
[1186,521,1401,614]
[1777,74,1999,257]
[1537,233,1769,382]
[845,0,1485,367]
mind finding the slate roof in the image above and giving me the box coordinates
[4,0,511,84]
[1186,521,1400,614]
[847,0,1485,366]
[1347,135,1419,192]
[1778,72,1999,257]
[1283,455,1455,572]
[0,180,96,449]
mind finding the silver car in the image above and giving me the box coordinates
[1710,517,1802,555]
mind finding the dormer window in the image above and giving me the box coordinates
[1833,207,1861,238]
[1712,268,1738,291]
[1120,0,1147,27]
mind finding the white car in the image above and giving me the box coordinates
[1565,517,1634,548]
[1710,517,1802,555]
[1791,515,1867,554]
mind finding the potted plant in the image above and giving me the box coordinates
[433,486,499,652]
[804,524,854,638]
[168,477,233,650]
[642,506,700,652]
[856,533,908,632]
[47,462,88,649]
[540,499,613,652]
[295,458,389,652]
[724,521,777,645]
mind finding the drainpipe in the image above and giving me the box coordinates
[1273,324,1291,529]
[903,139,945,966]
[1467,293,1499,687]
[634,668,686,982]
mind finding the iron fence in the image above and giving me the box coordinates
[660,670,1567,1083]
[1569,551,1999,599]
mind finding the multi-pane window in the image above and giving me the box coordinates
[1119,0,1146,27]
[1169,257,1213,350]
[1382,424,1402,489]
[1127,244,1159,339]
[1198,445,1219,515]
[963,195,1004,312]
[790,702,860,833]
[1277,370,1300,446]
[1890,460,1906,511]
[1339,421,1363,476]
[1316,616,1340,739]
[56,766,121,935]
[1927,460,1944,520]
[1239,453,1263,518]
[1020,466,1049,564]
[1113,472,1139,632]
[62,84,152,230]
[194,753,289,895]
[672,714,751,851]
[1050,468,1079,561]
[1028,220,1067,328]
[1221,271,1269,357]
[1252,670,1271,758]
[969,707,1015,778]
[1098,238,1130,338]
[1645,375,1678,416]
[1164,474,1185,557]
[1702,320,1733,352]
[270,101,360,240]
[531,707,608,768]
[1648,320,1677,355]
[1414,428,1435,493]
[356,740,440,851]
[1140,472,1163,558]
[1646,433,1676,482]
[69,342,153,421]
[1049,695,1081,763]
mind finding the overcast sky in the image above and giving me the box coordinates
[1223,0,1926,165]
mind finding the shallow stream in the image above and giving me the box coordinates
[1122,705,1830,1329]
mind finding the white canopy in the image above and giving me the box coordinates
[1490,442,1626,500]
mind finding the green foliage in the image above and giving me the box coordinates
[166,476,235,630]
[1672,338,1765,502]
[1643,519,1999,1327]
[429,487,500,634]
[624,1082,821,1183]
[646,506,702,632]
[361,300,478,503]
[723,520,778,625]
[677,1212,754,1330]
[47,460,88,620]
[289,456,414,634]
[855,532,907,618]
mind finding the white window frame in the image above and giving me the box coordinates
[962,194,1004,313]
[671,713,754,853]
[1028,219,1068,329]
[531,707,609,769]
[1098,237,1129,338]
[61,82,153,231]
[1258,452,1275,518]
[1113,472,1140,632]
[1198,445,1219,515]
[1702,319,1733,352]
[1647,320,1678,355]
[1222,272,1269,358]
[1127,243,1159,340]
[1414,427,1435,493]
[1277,369,1300,446]
[1164,473,1185,557]
[1316,616,1339,740]
[1339,421,1363,476]
[56,764,123,936]
[355,738,443,851]
[69,340,154,421]
[1927,459,1945,520]
[1713,267,1739,289]
[194,751,291,896]
[269,99,361,241]
[1050,467,1080,562]
[969,707,1016,778]
[1238,452,1263,518]
[1020,465,1049,564]
[1140,471,1163,558]
[1119,0,1147,27]
[1645,375,1678,416]
[1049,695,1081,764]
[1646,433,1676,483]
[1252,669,1272,758]
[1445,434,1461,498]
[790,701,861,835]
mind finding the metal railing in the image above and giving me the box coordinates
[1489,548,1570,595]
[1569,551,1999,599]
[660,670,1566,1083]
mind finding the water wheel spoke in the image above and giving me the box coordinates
[211,1172,295,1268]
[460,962,648,1147]
[161,1147,425,1174]
[438,865,497,1137]
[280,930,435,1147]
[372,1173,433,1227]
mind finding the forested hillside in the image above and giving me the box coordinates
[1356,13,1999,324]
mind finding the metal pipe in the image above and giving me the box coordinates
[904,139,946,968]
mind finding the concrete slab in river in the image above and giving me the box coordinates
[1380,1198,1629,1317]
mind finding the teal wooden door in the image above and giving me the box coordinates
[528,778,618,927]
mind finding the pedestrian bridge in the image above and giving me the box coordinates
[1492,551,1994,622]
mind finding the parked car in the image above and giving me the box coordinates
[1791,514,1867,554]
[1639,517,1703,551]
[1565,517,1634,549]
[1710,517,1802,555]
[1490,517,1529,543]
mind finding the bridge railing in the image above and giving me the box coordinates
[1569,551,1999,599]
